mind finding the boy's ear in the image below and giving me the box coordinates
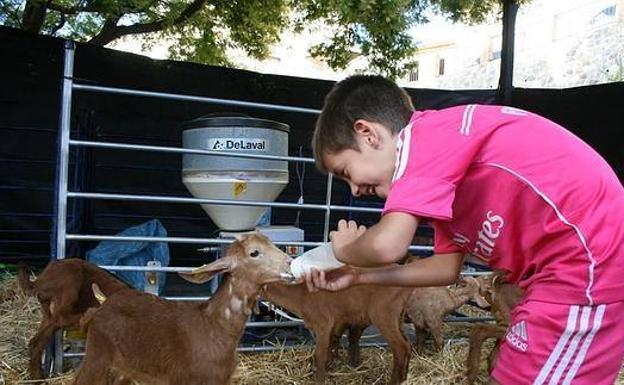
[353,119,381,147]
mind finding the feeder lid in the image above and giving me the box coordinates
[183,113,290,133]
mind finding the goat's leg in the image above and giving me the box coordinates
[72,329,114,385]
[72,351,110,385]
[328,324,346,366]
[374,317,410,385]
[487,338,502,373]
[347,325,365,367]
[28,320,57,379]
[422,312,447,352]
[466,324,506,385]
[413,325,427,354]
[30,288,83,378]
[427,322,444,351]
[313,327,332,384]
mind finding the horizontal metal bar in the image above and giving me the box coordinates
[100,265,197,272]
[460,271,493,276]
[446,316,494,322]
[247,321,303,327]
[162,296,211,301]
[236,345,301,353]
[67,234,325,247]
[68,191,383,213]
[72,84,322,115]
[63,352,84,358]
[66,233,434,252]
[70,139,316,163]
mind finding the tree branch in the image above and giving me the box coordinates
[49,12,66,35]
[88,16,122,46]
[87,0,208,46]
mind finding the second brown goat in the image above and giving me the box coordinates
[262,282,412,385]
[17,259,128,379]
[465,272,524,384]
[405,275,489,353]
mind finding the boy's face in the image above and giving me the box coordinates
[323,120,397,199]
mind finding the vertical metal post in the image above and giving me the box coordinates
[498,0,519,105]
[322,174,333,242]
[52,40,75,375]
[55,41,74,261]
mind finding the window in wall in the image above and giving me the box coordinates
[437,58,445,76]
[397,13,501,89]
[409,62,420,82]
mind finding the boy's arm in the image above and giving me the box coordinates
[306,252,463,292]
[333,212,419,267]
[357,252,463,286]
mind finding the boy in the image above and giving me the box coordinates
[305,75,624,385]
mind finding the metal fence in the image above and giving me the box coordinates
[50,41,490,374]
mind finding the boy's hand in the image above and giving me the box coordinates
[330,219,366,256]
[304,266,360,292]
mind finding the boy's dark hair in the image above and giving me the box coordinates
[312,75,415,171]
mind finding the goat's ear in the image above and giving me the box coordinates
[491,272,502,287]
[473,293,491,308]
[463,277,491,308]
[178,258,232,284]
[234,231,256,242]
[252,299,261,315]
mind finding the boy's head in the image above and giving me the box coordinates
[312,75,414,198]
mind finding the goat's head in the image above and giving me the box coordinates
[473,271,509,307]
[457,276,490,308]
[179,232,295,286]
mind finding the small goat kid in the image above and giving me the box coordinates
[263,282,411,385]
[73,233,294,385]
[17,259,128,379]
[405,276,489,353]
[465,272,524,384]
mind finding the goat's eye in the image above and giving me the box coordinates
[250,250,260,258]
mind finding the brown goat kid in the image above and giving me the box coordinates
[465,272,524,384]
[405,276,489,353]
[73,233,294,385]
[263,282,411,385]
[17,259,128,379]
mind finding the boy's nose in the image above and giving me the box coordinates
[350,183,360,197]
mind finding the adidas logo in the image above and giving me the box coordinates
[506,320,529,352]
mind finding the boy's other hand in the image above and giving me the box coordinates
[304,266,360,292]
[330,219,366,252]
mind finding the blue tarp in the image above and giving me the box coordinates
[86,219,169,294]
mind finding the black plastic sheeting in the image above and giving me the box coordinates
[1,27,622,265]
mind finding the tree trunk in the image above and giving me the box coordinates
[22,0,49,33]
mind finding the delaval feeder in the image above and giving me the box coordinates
[182,115,290,231]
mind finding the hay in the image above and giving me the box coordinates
[233,339,491,385]
[1,272,623,385]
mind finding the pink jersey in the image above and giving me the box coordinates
[383,105,624,305]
